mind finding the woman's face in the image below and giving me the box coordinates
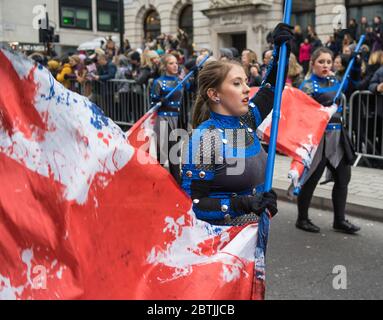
[333,56,342,72]
[216,64,250,116]
[166,56,178,75]
[151,57,160,65]
[312,52,333,77]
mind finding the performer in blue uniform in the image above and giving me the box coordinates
[151,54,192,182]
[180,23,294,225]
[296,47,361,234]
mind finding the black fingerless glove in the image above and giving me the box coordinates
[231,190,278,218]
[343,53,361,82]
[272,23,294,48]
[262,23,294,89]
[262,190,278,217]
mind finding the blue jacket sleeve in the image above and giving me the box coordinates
[150,78,162,107]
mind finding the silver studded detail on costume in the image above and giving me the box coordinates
[210,213,259,226]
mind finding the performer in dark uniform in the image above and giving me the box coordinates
[180,23,294,225]
[296,47,361,234]
[151,54,192,182]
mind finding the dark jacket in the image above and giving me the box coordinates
[369,66,383,117]
[98,62,117,81]
[292,32,304,58]
[135,65,160,86]
[357,64,381,90]
[368,65,383,94]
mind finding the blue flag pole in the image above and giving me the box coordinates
[264,0,292,193]
[152,54,210,111]
[252,1,293,294]
[292,34,366,196]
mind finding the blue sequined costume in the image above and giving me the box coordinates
[150,74,192,181]
[181,49,286,226]
[299,67,359,175]
[151,75,191,117]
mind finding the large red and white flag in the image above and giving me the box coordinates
[251,87,337,187]
[0,48,265,300]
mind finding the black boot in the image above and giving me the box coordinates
[333,220,361,234]
[295,219,320,233]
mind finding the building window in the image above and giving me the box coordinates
[144,10,161,42]
[346,0,383,25]
[179,5,193,42]
[59,0,92,30]
[97,0,120,32]
[291,0,315,32]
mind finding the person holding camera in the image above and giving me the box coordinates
[241,49,262,87]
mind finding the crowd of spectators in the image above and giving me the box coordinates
[20,16,383,156]
[17,17,383,165]
[22,16,383,100]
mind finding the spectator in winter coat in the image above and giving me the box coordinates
[369,63,383,95]
[358,50,383,90]
[56,56,75,89]
[135,50,161,86]
[94,53,117,81]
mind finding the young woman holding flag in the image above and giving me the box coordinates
[150,54,192,182]
[296,47,361,234]
[180,23,293,225]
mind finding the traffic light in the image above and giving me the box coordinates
[48,26,60,43]
[38,19,48,43]
[38,20,60,44]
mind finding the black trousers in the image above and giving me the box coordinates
[297,156,351,223]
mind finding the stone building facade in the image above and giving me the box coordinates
[124,0,383,58]
[0,0,121,54]
[125,0,284,58]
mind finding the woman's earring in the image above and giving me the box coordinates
[215,98,221,104]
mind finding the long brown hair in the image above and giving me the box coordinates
[192,60,243,128]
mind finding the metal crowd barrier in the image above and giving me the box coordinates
[71,80,383,168]
[349,90,383,166]
[70,79,150,127]
[340,93,348,125]
[70,79,195,129]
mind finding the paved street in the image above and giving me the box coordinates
[266,201,383,300]
[272,155,383,221]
